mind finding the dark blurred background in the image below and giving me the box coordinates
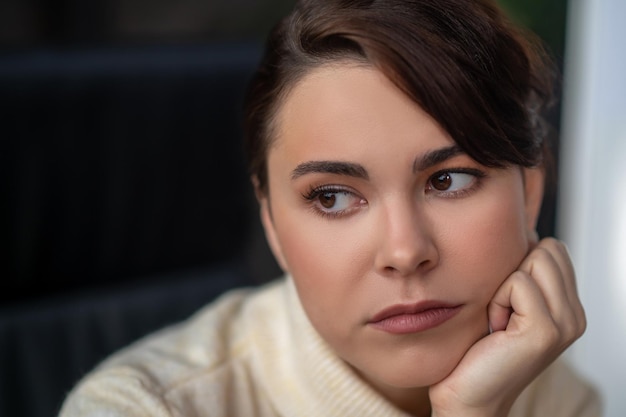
[0,1,568,416]
[0,0,567,53]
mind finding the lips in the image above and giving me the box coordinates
[368,301,462,334]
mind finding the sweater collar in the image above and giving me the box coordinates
[250,276,412,417]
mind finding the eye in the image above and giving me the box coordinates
[303,186,366,217]
[427,169,485,195]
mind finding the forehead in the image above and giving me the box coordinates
[270,63,455,160]
[273,62,372,137]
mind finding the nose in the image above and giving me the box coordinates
[374,198,439,276]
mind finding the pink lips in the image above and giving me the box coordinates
[368,301,462,334]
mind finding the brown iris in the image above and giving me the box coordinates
[319,192,337,208]
[432,173,452,191]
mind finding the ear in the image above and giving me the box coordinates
[255,181,289,273]
[522,167,545,232]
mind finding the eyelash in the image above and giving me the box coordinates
[425,167,486,198]
[302,167,487,219]
[302,185,363,219]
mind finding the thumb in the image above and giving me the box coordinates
[488,298,513,333]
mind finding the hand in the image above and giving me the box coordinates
[429,238,587,417]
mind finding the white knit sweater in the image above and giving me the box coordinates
[59,277,601,417]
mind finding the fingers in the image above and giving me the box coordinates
[489,237,586,353]
[519,242,570,319]
[543,240,586,327]
[487,303,511,333]
[519,238,586,340]
[521,239,576,304]
[489,270,552,335]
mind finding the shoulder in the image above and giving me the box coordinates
[511,358,602,417]
[59,279,287,417]
[59,366,174,417]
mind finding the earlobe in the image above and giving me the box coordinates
[522,167,545,232]
[259,196,289,272]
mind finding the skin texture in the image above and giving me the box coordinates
[257,64,585,417]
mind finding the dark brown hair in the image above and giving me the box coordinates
[244,0,556,195]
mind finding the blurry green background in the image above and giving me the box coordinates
[499,0,568,59]
[0,0,569,59]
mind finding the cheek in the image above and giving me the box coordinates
[442,186,529,300]
[271,207,370,313]
[276,216,357,277]
[270,210,386,364]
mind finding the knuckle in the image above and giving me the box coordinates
[577,308,588,336]
[551,309,587,347]
[542,237,562,248]
[531,246,553,262]
[535,238,568,258]
[510,270,529,281]
[561,318,580,341]
[534,321,561,349]
[523,247,552,271]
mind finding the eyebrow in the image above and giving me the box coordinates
[413,145,464,172]
[290,145,464,181]
[291,160,369,181]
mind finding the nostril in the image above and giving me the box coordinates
[383,265,396,274]
[380,254,437,277]
[418,259,432,269]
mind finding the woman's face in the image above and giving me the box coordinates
[259,65,543,394]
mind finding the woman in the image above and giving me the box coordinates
[60,1,600,416]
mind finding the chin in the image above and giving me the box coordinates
[394,358,460,388]
[354,345,465,391]
[365,327,488,389]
